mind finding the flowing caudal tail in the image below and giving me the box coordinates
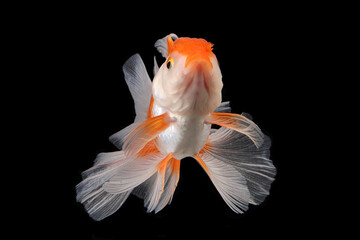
[194,114,276,213]
[76,146,181,220]
[76,109,176,220]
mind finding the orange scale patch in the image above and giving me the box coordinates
[167,37,214,68]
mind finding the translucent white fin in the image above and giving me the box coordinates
[154,158,180,213]
[154,33,178,58]
[108,122,138,150]
[122,113,170,158]
[144,171,164,212]
[207,112,264,148]
[153,56,159,75]
[214,101,231,113]
[132,172,163,212]
[76,151,129,202]
[206,127,276,205]
[132,157,180,213]
[80,188,132,221]
[76,150,168,220]
[122,54,152,122]
[102,152,165,194]
[76,151,133,220]
[109,54,153,149]
[195,154,251,213]
[241,112,253,120]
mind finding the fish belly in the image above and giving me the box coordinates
[156,113,211,160]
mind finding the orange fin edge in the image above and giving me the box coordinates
[123,113,170,158]
[206,112,264,148]
[194,153,211,177]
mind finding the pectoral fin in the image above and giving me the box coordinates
[206,112,264,148]
[123,113,170,158]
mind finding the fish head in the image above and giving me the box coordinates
[153,36,223,116]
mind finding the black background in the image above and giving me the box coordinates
[22,4,345,239]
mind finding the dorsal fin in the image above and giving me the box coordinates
[153,56,159,75]
[109,54,152,149]
[122,54,152,122]
[154,33,178,58]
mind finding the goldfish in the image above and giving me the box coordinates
[76,33,276,220]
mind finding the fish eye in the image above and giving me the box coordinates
[166,58,174,69]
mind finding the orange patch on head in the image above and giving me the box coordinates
[167,36,214,68]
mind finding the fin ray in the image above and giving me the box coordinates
[204,127,276,205]
[123,54,152,122]
[103,151,165,194]
[154,33,179,58]
[109,54,153,150]
[153,56,159,75]
[76,151,133,220]
[214,101,231,113]
[131,154,180,213]
[155,158,180,212]
[194,153,251,213]
[123,113,170,158]
[109,122,138,150]
[207,112,264,148]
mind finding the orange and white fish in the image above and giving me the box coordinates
[76,33,276,220]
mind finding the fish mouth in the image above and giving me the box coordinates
[182,71,209,96]
[183,57,213,94]
[176,58,213,115]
